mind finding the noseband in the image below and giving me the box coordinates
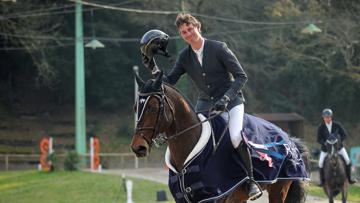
[326,139,338,155]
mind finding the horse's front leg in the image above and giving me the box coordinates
[341,191,347,203]
[341,185,348,203]
[328,190,334,203]
[267,181,292,203]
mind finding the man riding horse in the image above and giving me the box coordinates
[140,13,262,200]
[317,108,357,186]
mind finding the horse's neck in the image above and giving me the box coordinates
[165,88,202,170]
[327,155,342,170]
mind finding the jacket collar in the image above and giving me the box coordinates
[189,39,208,68]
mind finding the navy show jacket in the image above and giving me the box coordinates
[164,39,247,113]
[317,121,348,152]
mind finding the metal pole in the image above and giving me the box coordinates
[133,65,139,127]
[75,2,86,157]
[133,65,139,169]
[5,155,9,171]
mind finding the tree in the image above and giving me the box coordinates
[0,1,69,85]
[1,0,359,123]
[128,0,360,122]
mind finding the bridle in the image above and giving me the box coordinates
[135,85,225,148]
[326,138,339,167]
[135,86,175,147]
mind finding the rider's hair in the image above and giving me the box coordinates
[175,13,201,31]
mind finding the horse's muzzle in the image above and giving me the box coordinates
[131,145,148,157]
[131,136,150,157]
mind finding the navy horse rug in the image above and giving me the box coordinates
[165,113,309,203]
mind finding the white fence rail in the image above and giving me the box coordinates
[0,153,144,171]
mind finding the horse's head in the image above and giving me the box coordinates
[325,133,339,165]
[326,133,339,155]
[131,71,175,157]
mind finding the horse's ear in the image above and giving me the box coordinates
[134,71,145,89]
[152,70,163,90]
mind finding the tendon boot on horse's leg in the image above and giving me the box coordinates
[346,163,357,184]
[236,141,262,201]
[318,168,325,187]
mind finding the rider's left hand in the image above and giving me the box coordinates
[214,95,230,111]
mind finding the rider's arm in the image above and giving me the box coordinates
[317,125,325,145]
[337,122,348,142]
[163,52,186,85]
[218,42,247,100]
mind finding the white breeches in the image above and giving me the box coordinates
[220,104,244,148]
[318,147,351,168]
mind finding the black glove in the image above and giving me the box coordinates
[141,53,156,71]
[213,95,230,111]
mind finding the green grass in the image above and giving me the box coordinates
[2,171,360,203]
[0,170,174,203]
[308,183,360,202]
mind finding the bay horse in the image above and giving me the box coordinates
[131,71,309,203]
[323,134,348,203]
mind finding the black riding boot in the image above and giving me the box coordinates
[346,163,357,184]
[318,168,325,187]
[236,141,262,201]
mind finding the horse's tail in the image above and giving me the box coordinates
[285,180,307,203]
[292,137,311,176]
[285,137,310,203]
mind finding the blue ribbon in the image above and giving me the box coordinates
[249,140,286,159]
[263,140,286,148]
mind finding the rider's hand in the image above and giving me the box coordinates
[214,95,230,111]
[141,53,156,71]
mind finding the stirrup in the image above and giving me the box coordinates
[248,179,262,201]
[349,178,357,184]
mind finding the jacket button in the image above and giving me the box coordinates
[207,85,210,88]
[211,97,214,100]
[202,73,206,76]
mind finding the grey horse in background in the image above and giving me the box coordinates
[323,133,348,203]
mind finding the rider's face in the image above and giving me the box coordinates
[323,116,332,124]
[178,23,202,45]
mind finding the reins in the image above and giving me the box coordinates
[166,110,224,141]
[165,107,231,155]
[135,84,230,149]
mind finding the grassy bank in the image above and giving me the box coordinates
[0,170,173,203]
[308,183,360,202]
[2,170,360,203]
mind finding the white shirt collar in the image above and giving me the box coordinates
[192,38,205,66]
[325,121,332,133]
